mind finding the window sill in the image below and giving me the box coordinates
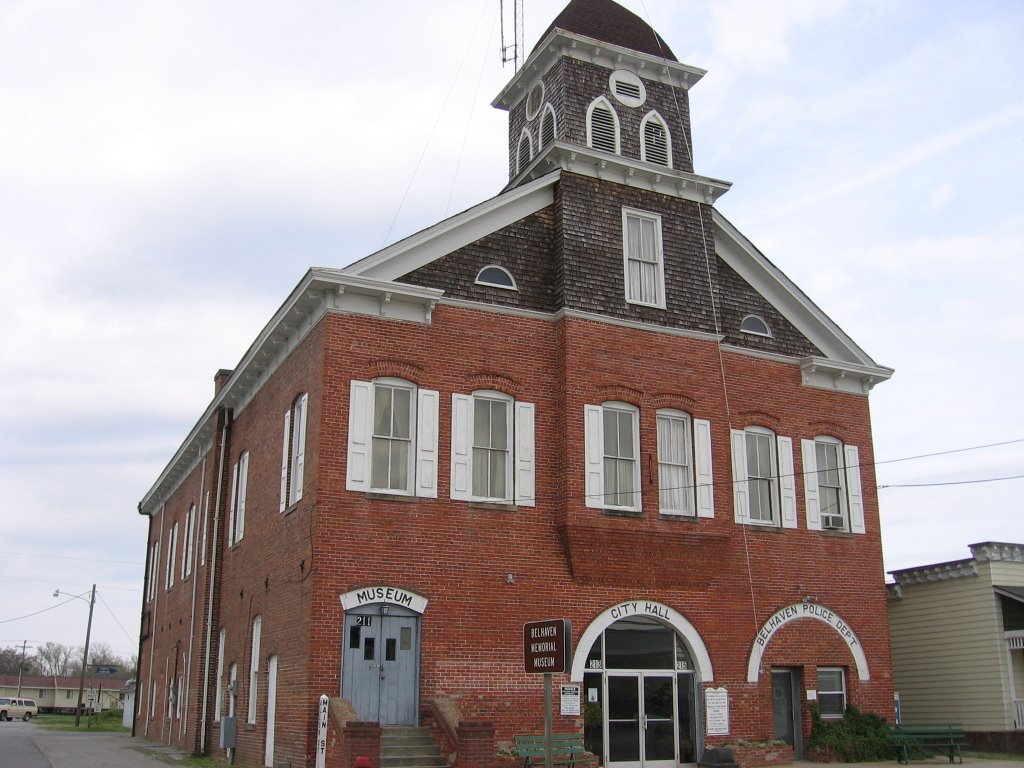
[469,501,517,513]
[601,508,643,519]
[659,512,698,523]
[743,522,784,532]
[819,529,855,537]
[281,502,299,516]
[365,492,418,503]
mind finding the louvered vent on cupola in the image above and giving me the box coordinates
[643,119,670,167]
[517,131,533,174]
[540,105,555,148]
[614,80,641,102]
[588,100,618,154]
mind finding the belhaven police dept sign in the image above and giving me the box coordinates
[524,619,571,674]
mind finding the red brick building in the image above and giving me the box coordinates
[135,2,896,767]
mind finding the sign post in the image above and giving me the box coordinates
[315,694,329,768]
[524,619,572,768]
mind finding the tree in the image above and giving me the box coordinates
[35,642,75,677]
[0,645,39,676]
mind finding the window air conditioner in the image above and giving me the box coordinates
[821,514,845,530]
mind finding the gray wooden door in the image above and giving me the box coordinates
[343,610,420,725]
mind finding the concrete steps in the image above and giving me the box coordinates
[381,727,447,768]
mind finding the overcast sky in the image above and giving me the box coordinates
[2,0,1021,662]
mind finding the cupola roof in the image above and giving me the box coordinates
[534,0,676,61]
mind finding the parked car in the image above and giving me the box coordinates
[0,697,39,721]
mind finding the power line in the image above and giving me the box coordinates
[0,550,143,566]
[879,473,1024,489]
[97,590,137,647]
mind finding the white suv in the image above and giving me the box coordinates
[0,697,39,721]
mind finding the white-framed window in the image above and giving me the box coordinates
[175,674,184,719]
[802,437,865,534]
[539,103,556,148]
[731,427,797,528]
[656,410,715,517]
[584,402,641,512]
[517,129,533,175]
[346,378,439,498]
[622,208,666,308]
[450,391,535,506]
[148,539,160,602]
[475,265,517,290]
[200,491,209,567]
[214,628,226,722]
[228,662,237,719]
[279,393,308,512]
[247,615,261,724]
[165,522,178,590]
[640,110,671,168]
[587,96,620,154]
[181,503,196,580]
[229,451,249,546]
[526,81,545,120]
[740,314,772,336]
[817,667,847,718]
[609,69,646,108]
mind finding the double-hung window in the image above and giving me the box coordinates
[451,391,535,506]
[181,503,195,580]
[585,402,641,512]
[347,378,439,497]
[657,410,715,517]
[817,667,847,718]
[801,437,865,534]
[280,394,308,511]
[623,208,665,308]
[229,451,249,546]
[165,522,177,590]
[247,616,261,724]
[148,539,160,602]
[731,427,797,527]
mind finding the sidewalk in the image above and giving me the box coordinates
[30,727,187,768]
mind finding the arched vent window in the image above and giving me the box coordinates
[517,130,533,174]
[587,97,619,155]
[740,315,772,337]
[540,104,556,149]
[526,81,544,120]
[475,265,517,291]
[641,111,671,168]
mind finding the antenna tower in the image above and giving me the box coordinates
[500,0,524,70]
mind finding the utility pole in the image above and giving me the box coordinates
[74,584,96,727]
[17,640,27,696]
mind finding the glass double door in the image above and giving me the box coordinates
[607,673,677,768]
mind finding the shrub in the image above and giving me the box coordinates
[808,705,890,762]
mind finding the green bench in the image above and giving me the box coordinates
[513,733,598,768]
[887,724,965,764]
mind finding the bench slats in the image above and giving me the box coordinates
[886,724,964,765]
[514,734,598,768]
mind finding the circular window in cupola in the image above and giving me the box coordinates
[610,70,646,108]
[526,81,545,120]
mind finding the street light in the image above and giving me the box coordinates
[54,584,96,727]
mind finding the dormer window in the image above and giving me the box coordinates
[609,70,646,108]
[475,265,517,291]
[517,129,533,174]
[539,104,556,149]
[587,97,620,155]
[641,111,672,168]
[740,315,772,337]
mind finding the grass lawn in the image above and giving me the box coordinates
[33,710,128,732]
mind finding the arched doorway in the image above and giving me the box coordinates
[581,615,702,768]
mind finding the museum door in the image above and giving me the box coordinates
[607,673,678,768]
[342,606,420,725]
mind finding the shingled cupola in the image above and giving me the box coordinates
[492,0,730,205]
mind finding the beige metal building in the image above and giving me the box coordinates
[887,542,1024,751]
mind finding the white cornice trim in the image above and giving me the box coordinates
[560,308,725,343]
[138,273,443,516]
[509,142,731,204]
[713,210,893,387]
[493,29,707,112]
[343,172,558,282]
[970,541,1024,563]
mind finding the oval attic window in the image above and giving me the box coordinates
[476,265,517,290]
[740,315,772,337]
[526,82,545,121]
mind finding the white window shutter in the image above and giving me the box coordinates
[694,418,714,518]
[584,405,604,508]
[731,429,749,523]
[802,439,821,531]
[279,410,291,511]
[777,435,797,529]
[416,389,439,498]
[450,393,473,501]
[237,452,249,540]
[292,393,308,504]
[845,444,866,534]
[345,381,372,493]
[515,401,536,507]
[229,461,240,545]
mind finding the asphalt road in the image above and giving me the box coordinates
[0,720,181,768]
